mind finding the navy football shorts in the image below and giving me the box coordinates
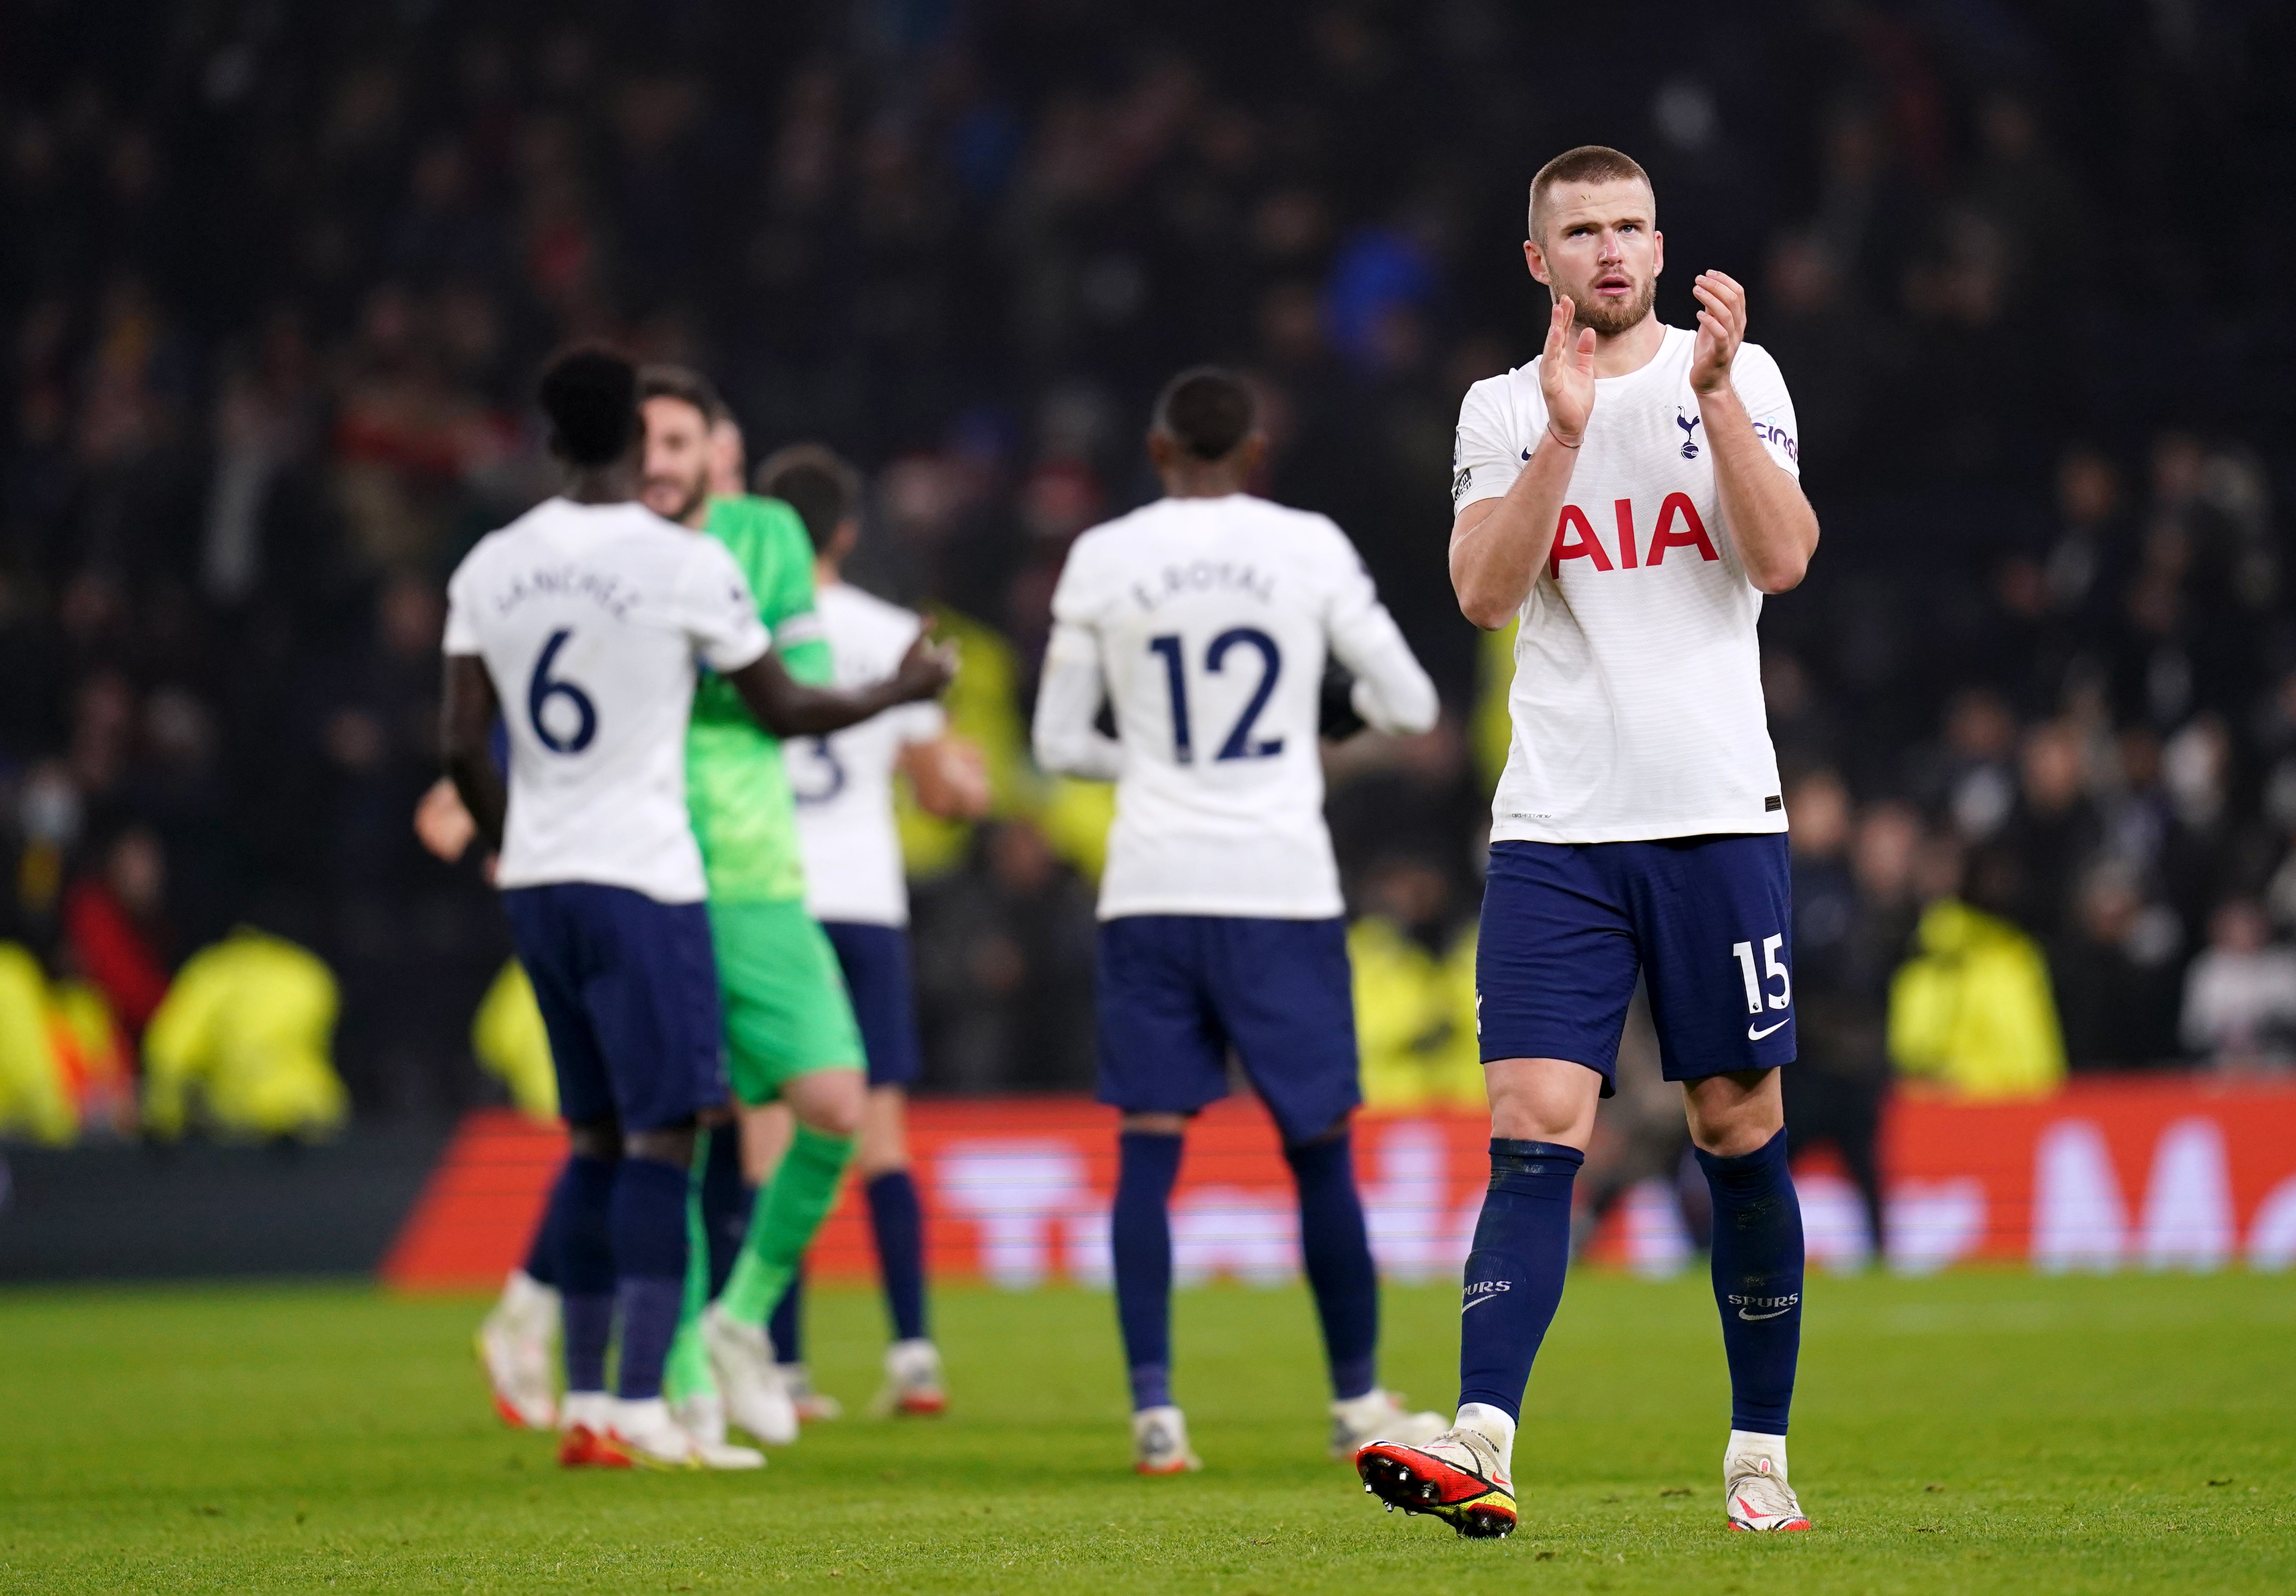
[1095,914,1360,1146]
[821,920,924,1090]
[1475,834,1795,1096]
[501,882,728,1131]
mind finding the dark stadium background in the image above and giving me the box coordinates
[5,0,2296,1263]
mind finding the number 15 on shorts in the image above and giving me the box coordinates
[1731,935,1791,1015]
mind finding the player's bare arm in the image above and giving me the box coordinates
[1688,270,1818,594]
[1450,297,1593,629]
[898,736,991,819]
[728,632,956,739]
[441,654,507,853]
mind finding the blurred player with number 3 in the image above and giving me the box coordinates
[762,443,992,1417]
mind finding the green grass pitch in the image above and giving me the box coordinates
[2,1269,2290,1593]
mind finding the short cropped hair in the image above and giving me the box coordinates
[1528,144,1653,238]
[755,443,863,552]
[1151,366,1256,462]
[637,363,729,425]
[538,346,639,467]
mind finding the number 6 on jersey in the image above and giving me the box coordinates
[528,628,598,754]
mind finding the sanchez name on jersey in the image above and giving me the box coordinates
[1454,325,1798,845]
[443,497,769,902]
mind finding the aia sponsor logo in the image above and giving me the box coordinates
[1548,493,1719,578]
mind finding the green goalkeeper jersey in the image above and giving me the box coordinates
[685,494,832,904]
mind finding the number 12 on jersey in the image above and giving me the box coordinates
[1147,628,1284,764]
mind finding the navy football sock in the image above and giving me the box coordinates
[867,1169,929,1343]
[615,1278,685,1402]
[1113,1130,1184,1411]
[552,1154,618,1392]
[560,1297,614,1395]
[609,1155,689,1401]
[521,1196,560,1290]
[698,1122,749,1298]
[1456,1139,1582,1423]
[1285,1133,1378,1401]
[769,1265,804,1364]
[1696,1128,1803,1435]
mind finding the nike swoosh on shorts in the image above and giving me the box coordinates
[1747,1018,1789,1040]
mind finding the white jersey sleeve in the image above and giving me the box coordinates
[1319,523,1439,737]
[442,573,483,655]
[1033,622,1125,781]
[1729,342,1802,478]
[670,535,774,673]
[1046,523,1126,637]
[791,583,943,926]
[1452,373,1537,514]
[1035,547,1126,780]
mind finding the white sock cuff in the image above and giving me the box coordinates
[504,1269,559,1309]
[1727,1429,1788,1474]
[1456,1402,1517,1459]
[559,1390,612,1428]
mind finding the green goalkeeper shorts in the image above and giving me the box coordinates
[707,898,864,1105]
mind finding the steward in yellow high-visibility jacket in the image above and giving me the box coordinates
[1351,916,1486,1112]
[0,943,136,1144]
[0,942,75,1145]
[143,929,347,1141]
[1887,898,2067,1101]
[472,959,557,1120]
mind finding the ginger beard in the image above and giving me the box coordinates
[1557,265,1656,338]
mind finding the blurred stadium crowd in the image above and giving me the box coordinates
[4,1,2296,1144]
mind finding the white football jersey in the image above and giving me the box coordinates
[1454,326,1799,844]
[1043,493,1437,920]
[443,496,770,902]
[791,582,945,927]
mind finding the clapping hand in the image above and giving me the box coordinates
[1689,270,1747,395]
[1540,296,1597,447]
